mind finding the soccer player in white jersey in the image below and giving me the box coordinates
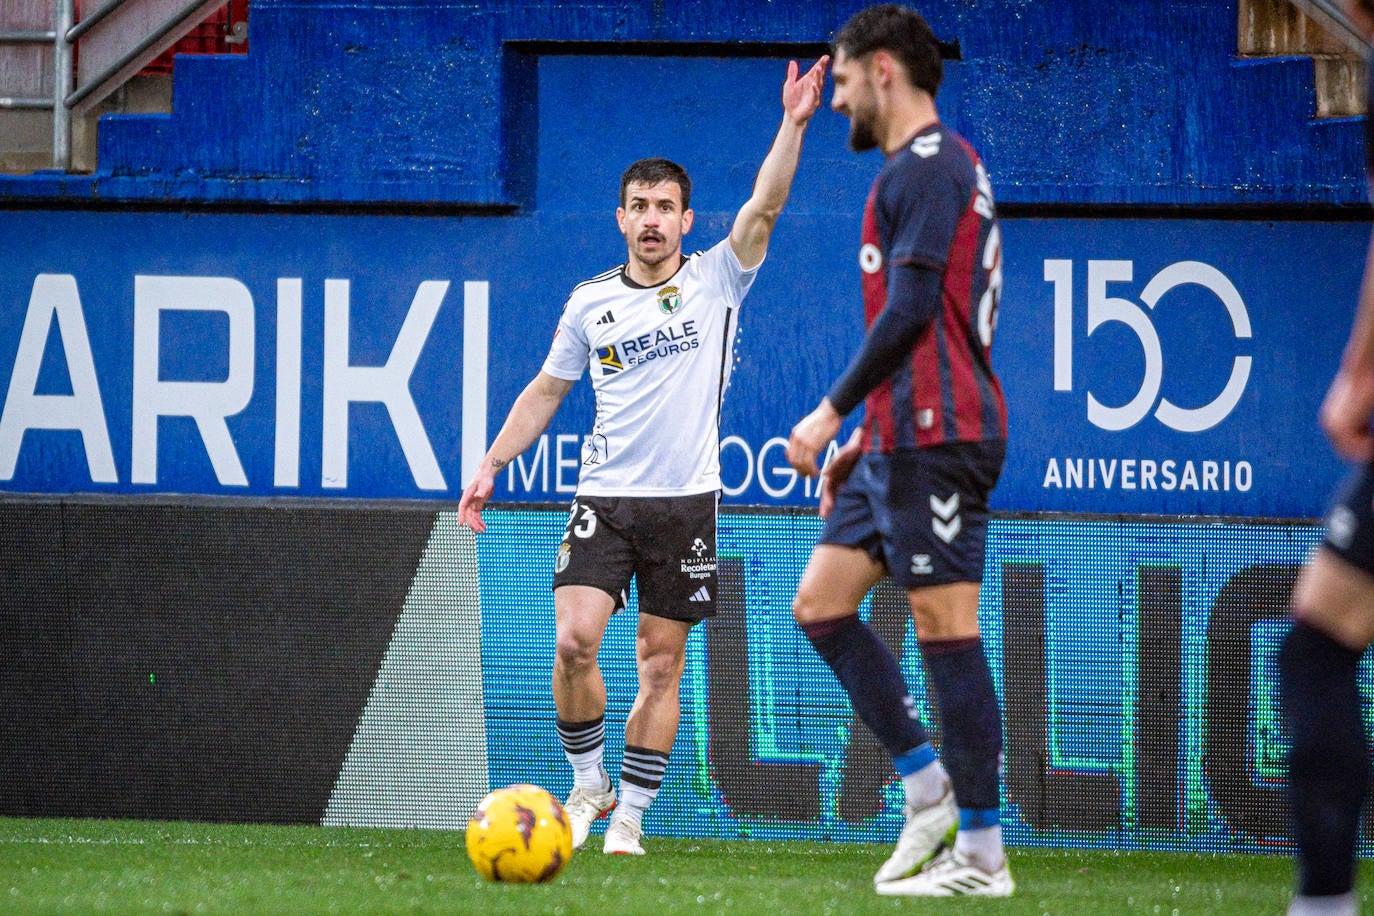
[458,55,828,856]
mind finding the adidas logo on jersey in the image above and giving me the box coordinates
[689,586,711,603]
[595,310,616,325]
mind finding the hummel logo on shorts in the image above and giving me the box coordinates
[689,586,711,602]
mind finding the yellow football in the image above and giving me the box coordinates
[465,783,573,883]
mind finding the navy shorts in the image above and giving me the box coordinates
[552,492,718,623]
[1321,461,1374,577]
[820,441,1005,588]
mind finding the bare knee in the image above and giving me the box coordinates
[792,582,829,625]
[908,599,941,639]
[1292,549,1374,651]
[637,646,685,696]
[555,625,601,674]
[908,582,982,642]
[793,545,882,625]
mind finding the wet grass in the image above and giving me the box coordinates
[1,817,1369,914]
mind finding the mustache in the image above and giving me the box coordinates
[638,230,664,242]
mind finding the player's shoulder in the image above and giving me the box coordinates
[682,237,741,275]
[562,264,627,311]
[682,245,716,270]
[881,126,978,197]
[891,126,977,174]
[568,264,625,298]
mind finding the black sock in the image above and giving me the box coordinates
[801,614,928,759]
[1280,621,1368,897]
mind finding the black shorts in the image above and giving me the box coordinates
[1321,461,1374,576]
[820,441,1005,588]
[551,492,719,623]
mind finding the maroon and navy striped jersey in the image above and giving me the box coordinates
[858,123,1007,452]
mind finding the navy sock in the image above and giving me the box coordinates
[1280,621,1368,897]
[923,636,1003,813]
[801,615,929,759]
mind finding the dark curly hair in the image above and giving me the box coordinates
[832,4,943,96]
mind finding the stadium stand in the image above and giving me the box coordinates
[0,0,1368,205]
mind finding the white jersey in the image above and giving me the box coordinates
[541,238,759,496]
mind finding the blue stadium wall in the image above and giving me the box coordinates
[0,0,1370,853]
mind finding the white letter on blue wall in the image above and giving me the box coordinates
[0,274,116,482]
[274,278,303,488]
[462,280,488,491]
[322,279,448,490]
[132,275,255,486]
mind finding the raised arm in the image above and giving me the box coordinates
[459,370,576,532]
[728,56,829,271]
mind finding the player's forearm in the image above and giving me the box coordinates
[749,117,809,223]
[480,379,566,476]
[729,118,809,269]
[729,55,826,266]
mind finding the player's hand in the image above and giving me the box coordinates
[782,55,829,127]
[458,472,494,533]
[818,430,863,520]
[787,399,843,477]
[1320,366,1374,463]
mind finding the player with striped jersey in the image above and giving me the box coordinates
[786,5,1012,897]
[459,55,829,856]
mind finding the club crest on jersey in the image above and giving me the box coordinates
[657,285,682,315]
[597,345,623,374]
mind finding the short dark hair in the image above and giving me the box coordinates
[619,158,692,210]
[833,4,943,96]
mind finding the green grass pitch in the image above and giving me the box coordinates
[2,817,1370,914]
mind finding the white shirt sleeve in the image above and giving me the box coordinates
[698,238,761,312]
[540,310,588,381]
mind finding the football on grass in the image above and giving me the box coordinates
[465,784,573,883]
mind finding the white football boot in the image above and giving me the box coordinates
[602,815,646,855]
[872,785,958,884]
[563,784,617,850]
[875,847,1015,897]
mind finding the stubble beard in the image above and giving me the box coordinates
[633,236,679,269]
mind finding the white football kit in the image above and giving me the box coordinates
[541,238,759,497]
